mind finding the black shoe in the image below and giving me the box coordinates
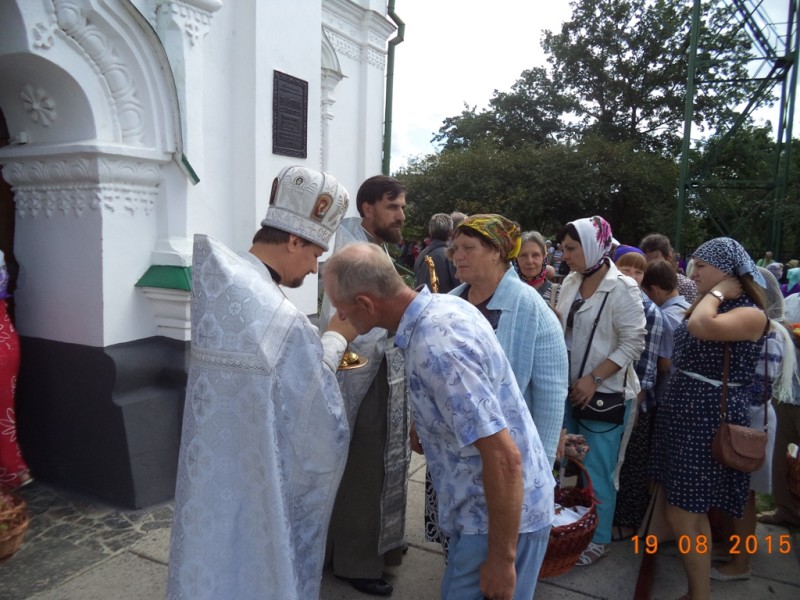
[342,577,393,596]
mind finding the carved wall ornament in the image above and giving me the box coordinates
[322,29,386,70]
[366,49,385,70]
[52,0,145,144]
[324,29,361,63]
[155,1,216,47]
[2,157,161,218]
[32,22,57,49]
[21,84,57,126]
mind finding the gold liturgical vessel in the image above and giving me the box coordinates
[338,350,367,370]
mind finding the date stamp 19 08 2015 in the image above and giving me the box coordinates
[631,534,793,555]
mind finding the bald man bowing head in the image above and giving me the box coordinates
[323,243,555,600]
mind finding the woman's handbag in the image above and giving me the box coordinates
[570,292,627,426]
[711,343,768,472]
[575,390,626,424]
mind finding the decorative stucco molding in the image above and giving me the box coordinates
[155,0,221,47]
[52,0,146,144]
[320,29,344,172]
[322,0,395,71]
[325,29,361,63]
[2,156,161,217]
[20,84,58,126]
[32,21,57,49]
[366,48,384,70]
[323,29,387,70]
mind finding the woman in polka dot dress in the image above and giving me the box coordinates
[651,237,768,600]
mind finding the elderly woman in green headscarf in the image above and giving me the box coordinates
[449,214,568,464]
[418,214,568,553]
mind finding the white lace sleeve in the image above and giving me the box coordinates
[321,330,347,372]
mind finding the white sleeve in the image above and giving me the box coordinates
[321,330,347,372]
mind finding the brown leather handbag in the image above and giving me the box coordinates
[711,342,768,473]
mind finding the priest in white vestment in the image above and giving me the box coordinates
[167,166,355,600]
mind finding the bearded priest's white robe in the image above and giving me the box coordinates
[167,234,350,600]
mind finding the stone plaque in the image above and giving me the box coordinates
[273,71,308,158]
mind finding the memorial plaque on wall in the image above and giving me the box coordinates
[273,71,308,158]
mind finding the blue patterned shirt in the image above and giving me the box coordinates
[395,287,554,536]
[636,292,665,392]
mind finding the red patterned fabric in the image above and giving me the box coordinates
[0,299,29,488]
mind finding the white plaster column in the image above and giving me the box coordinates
[321,1,395,204]
[321,28,344,173]
[152,0,222,267]
[1,153,164,346]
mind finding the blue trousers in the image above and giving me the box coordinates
[565,398,633,544]
[440,526,550,600]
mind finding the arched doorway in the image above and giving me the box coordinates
[0,0,184,508]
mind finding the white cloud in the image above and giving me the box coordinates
[389,1,573,169]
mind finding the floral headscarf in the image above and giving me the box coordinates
[693,237,766,287]
[569,216,614,277]
[458,214,522,261]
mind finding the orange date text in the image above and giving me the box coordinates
[631,534,792,555]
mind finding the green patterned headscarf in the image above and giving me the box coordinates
[458,214,522,261]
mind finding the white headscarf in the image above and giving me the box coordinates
[569,216,613,276]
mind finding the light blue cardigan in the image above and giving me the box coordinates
[451,268,569,465]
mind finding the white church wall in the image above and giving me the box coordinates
[322,1,394,212]
[13,200,105,345]
[188,0,324,314]
[2,0,395,342]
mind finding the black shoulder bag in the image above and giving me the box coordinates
[571,292,627,426]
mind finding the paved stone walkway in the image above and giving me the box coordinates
[3,482,173,599]
[2,454,800,599]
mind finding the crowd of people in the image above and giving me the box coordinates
[165,163,800,600]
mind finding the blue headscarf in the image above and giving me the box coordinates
[787,267,800,289]
[693,237,766,288]
[612,245,645,263]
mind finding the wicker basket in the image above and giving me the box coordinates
[0,485,29,564]
[538,457,598,579]
[787,451,800,504]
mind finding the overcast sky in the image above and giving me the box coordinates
[389,1,573,169]
[387,0,795,172]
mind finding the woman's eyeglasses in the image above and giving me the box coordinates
[567,298,585,329]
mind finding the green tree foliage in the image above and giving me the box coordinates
[685,125,800,257]
[542,0,755,155]
[396,137,678,243]
[432,0,756,157]
[396,0,790,255]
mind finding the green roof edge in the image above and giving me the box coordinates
[135,265,192,291]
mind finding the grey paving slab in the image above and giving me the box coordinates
[25,553,167,600]
[321,546,444,600]
[130,527,171,565]
[1,537,107,600]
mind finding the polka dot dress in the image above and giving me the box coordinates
[650,295,763,518]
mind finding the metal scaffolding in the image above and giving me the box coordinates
[676,0,800,255]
